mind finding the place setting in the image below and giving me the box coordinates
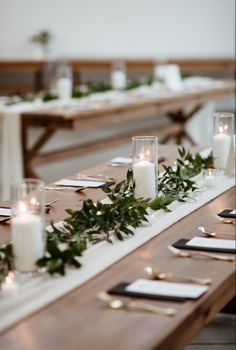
[168,241,235,261]
[167,206,236,259]
[97,267,211,317]
[213,213,235,225]
[45,176,115,192]
[168,219,235,259]
[97,267,212,316]
[0,199,58,225]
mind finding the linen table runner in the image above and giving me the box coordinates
[0,169,234,332]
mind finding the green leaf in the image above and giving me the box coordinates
[0,147,209,284]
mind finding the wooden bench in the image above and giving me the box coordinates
[0,57,235,93]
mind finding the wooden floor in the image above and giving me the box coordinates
[186,313,236,350]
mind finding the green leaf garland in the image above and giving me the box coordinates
[0,148,213,284]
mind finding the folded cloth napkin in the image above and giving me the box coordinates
[108,279,209,301]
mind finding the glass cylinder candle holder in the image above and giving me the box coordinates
[111,60,127,90]
[11,179,45,273]
[55,62,73,100]
[203,169,216,189]
[132,136,158,199]
[213,112,234,170]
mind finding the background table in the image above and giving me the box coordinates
[21,80,235,178]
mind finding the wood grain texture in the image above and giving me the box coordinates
[0,57,235,71]
[0,145,235,350]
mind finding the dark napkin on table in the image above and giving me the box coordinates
[54,178,114,188]
[218,209,236,219]
[108,282,186,302]
[173,238,236,254]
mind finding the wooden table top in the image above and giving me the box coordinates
[0,145,235,350]
[22,80,235,126]
[23,80,235,120]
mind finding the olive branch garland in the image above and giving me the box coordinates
[0,147,213,284]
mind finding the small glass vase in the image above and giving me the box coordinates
[132,136,158,199]
[55,63,73,100]
[33,43,48,60]
[111,60,127,90]
[213,112,234,170]
[203,168,217,189]
[11,179,45,273]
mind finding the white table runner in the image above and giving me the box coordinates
[0,171,234,332]
[0,101,45,200]
[0,99,76,200]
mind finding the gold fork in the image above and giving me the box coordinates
[97,292,176,316]
[167,245,234,262]
[45,186,86,192]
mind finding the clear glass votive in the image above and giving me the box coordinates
[132,136,158,199]
[203,169,217,189]
[213,112,234,170]
[55,62,73,100]
[11,179,45,273]
[111,60,127,90]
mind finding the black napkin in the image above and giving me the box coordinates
[218,209,236,219]
[173,238,236,254]
[108,282,186,302]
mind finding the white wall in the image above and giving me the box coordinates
[0,0,235,58]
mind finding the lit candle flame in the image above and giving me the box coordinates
[18,201,27,212]
[5,276,13,285]
[140,152,145,160]
[5,272,14,284]
[219,126,224,134]
[30,197,38,206]
[140,150,150,160]
[224,124,229,131]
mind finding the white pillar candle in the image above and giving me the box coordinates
[204,173,216,188]
[12,213,44,272]
[111,71,127,90]
[56,77,72,100]
[133,160,156,199]
[213,132,231,169]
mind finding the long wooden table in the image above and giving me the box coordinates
[0,145,235,350]
[21,80,235,178]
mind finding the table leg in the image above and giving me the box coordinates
[220,296,236,315]
[21,120,57,178]
[34,70,43,92]
[165,105,202,144]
